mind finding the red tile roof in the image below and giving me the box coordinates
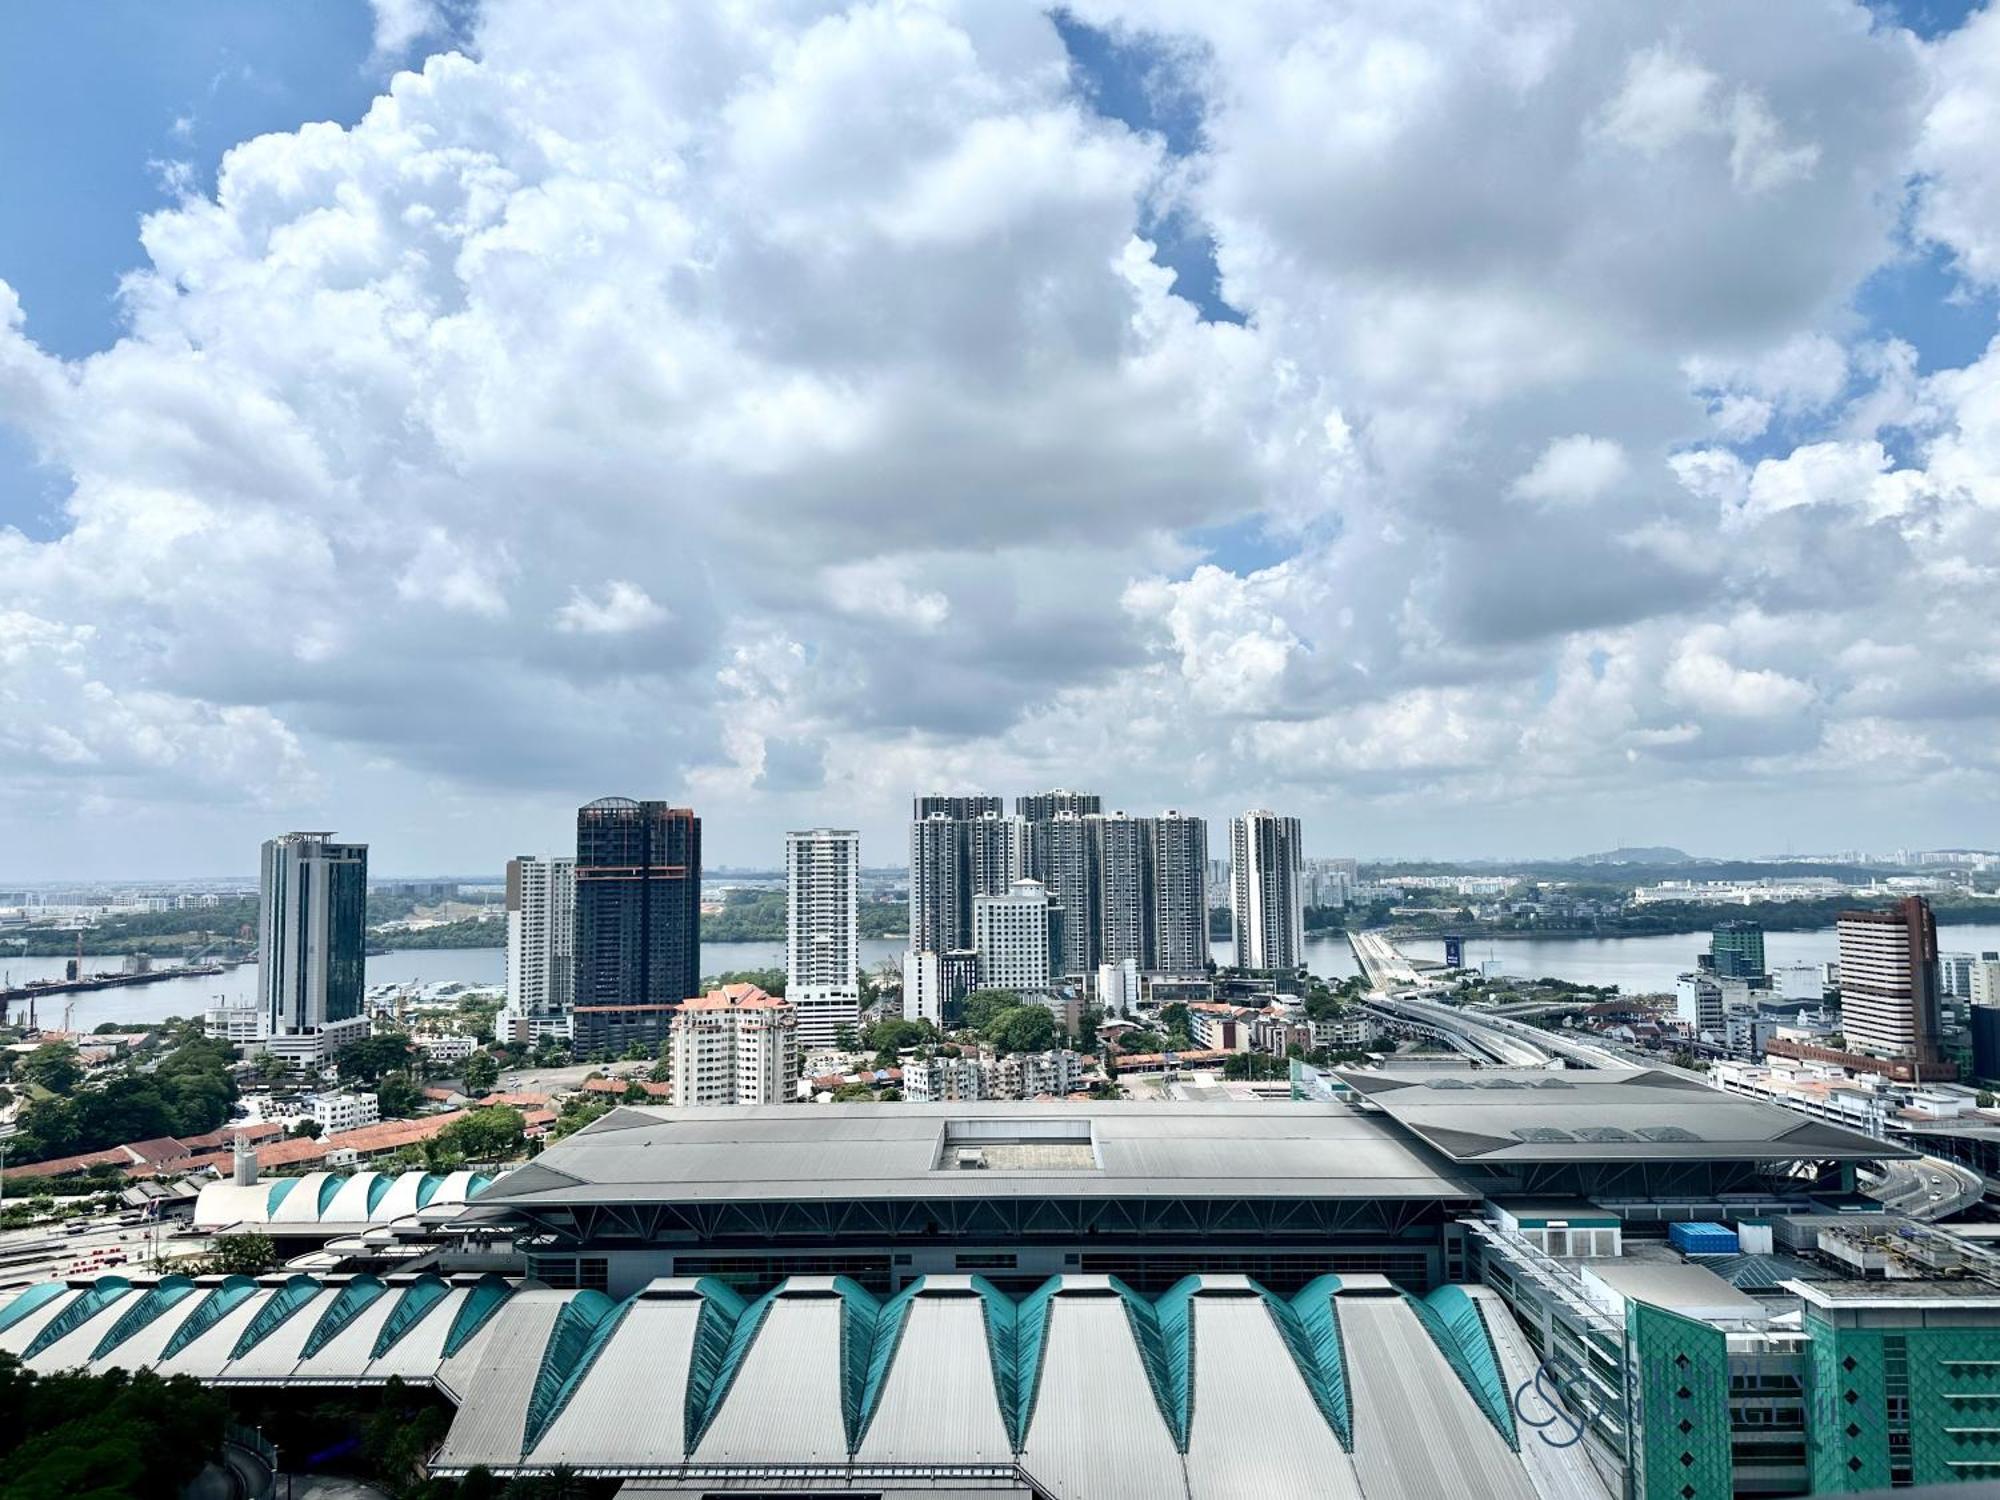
[680,982,789,1011]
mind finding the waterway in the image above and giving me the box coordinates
[1397,923,2000,997]
[8,923,1994,1026]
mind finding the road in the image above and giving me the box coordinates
[1866,1155,1987,1221]
[0,1212,209,1290]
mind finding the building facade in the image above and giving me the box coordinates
[308,1092,381,1134]
[902,947,979,1027]
[908,796,1017,955]
[785,828,861,1050]
[258,831,369,1059]
[670,983,797,1107]
[573,797,700,1011]
[1709,920,1767,979]
[1972,951,2000,1009]
[503,854,574,1039]
[1151,810,1210,974]
[1836,897,1942,1068]
[573,1003,678,1059]
[973,878,1063,991]
[1230,811,1304,972]
[1676,972,1725,1035]
[1026,811,1100,979]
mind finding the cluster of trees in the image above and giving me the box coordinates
[699,888,906,941]
[0,1354,226,1499]
[371,918,506,950]
[426,1105,525,1166]
[4,1024,238,1165]
[959,990,1062,1054]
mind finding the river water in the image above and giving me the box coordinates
[8,922,1998,1026]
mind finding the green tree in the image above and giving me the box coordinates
[960,989,1019,1032]
[338,1033,416,1085]
[831,1082,877,1102]
[19,1043,81,1096]
[288,1118,323,1139]
[199,1232,277,1276]
[376,1073,424,1119]
[861,1018,935,1054]
[462,1050,501,1094]
[430,1105,525,1164]
[0,1354,225,1500]
[987,1005,1057,1055]
[548,1099,611,1140]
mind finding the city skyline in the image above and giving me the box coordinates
[4,2,2000,877]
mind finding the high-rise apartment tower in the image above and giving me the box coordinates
[786,828,861,1049]
[1836,896,1942,1071]
[573,797,701,1009]
[1230,811,1304,972]
[503,855,575,1041]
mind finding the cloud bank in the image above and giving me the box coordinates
[2,0,1998,869]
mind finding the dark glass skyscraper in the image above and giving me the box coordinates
[259,831,367,1039]
[574,797,701,1007]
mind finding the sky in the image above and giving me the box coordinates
[3,0,2000,878]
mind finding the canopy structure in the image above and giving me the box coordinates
[2,1269,1609,1499]
[193,1169,496,1233]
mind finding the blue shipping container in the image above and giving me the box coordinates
[1669,1221,1739,1255]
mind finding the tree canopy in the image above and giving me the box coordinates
[0,1354,226,1500]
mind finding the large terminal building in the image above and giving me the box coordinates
[7,1070,2000,1498]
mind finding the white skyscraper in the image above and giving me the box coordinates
[974,878,1063,991]
[787,828,861,1049]
[501,855,575,1043]
[258,831,370,1062]
[1230,811,1304,972]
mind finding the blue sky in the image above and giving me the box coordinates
[2,2,1998,874]
[0,1,390,538]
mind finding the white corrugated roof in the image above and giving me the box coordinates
[529,1292,703,1467]
[1020,1288,1185,1500]
[1344,1297,1537,1500]
[1183,1289,1360,1500]
[693,1287,848,1463]
[858,1289,1013,1463]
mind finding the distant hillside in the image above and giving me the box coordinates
[1574,846,1698,866]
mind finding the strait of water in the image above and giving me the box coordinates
[8,923,1998,1026]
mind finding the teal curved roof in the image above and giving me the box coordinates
[93,1276,198,1361]
[316,1174,346,1214]
[0,1282,69,1337]
[684,1280,777,1451]
[442,1273,513,1357]
[365,1175,395,1216]
[1406,1284,1517,1449]
[1267,1276,1352,1449]
[265,1177,300,1215]
[839,1276,921,1453]
[162,1277,260,1359]
[522,1290,624,1453]
[231,1274,324,1358]
[373,1277,451,1359]
[303,1276,388,1359]
[25,1277,134,1358]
